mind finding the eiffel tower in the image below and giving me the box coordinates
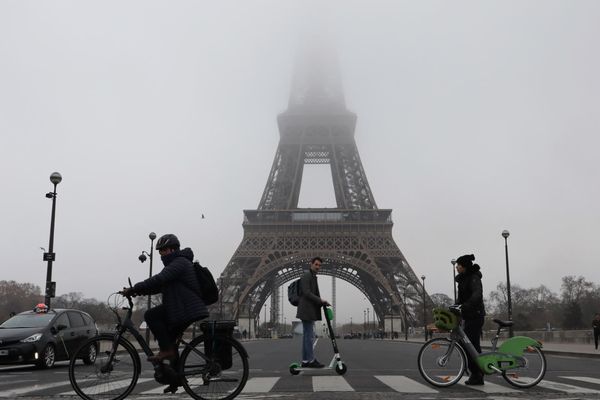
[218,49,427,337]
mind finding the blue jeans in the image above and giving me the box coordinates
[301,320,315,362]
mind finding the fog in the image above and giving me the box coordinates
[1,1,599,325]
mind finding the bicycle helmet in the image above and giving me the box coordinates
[155,234,180,251]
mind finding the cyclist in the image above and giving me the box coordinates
[122,234,209,362]
[455,253,486,385]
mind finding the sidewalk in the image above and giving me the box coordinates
[389,338,600,358]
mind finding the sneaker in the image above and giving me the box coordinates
[464,377,484,385]
[306,359,324,368]
[301,361,310,367]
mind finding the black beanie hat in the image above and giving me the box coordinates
[456,254,475,269]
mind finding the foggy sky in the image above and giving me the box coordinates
[1,1,599,324]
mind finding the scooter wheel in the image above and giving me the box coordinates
[289,363,300,375]
[335,362,347,375]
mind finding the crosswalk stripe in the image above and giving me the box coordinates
[458,377,519,393]
[375,375,438,393]
[59,378,153,395]
[242,377,280,393]
[0,381,73,397]
[139,384,176,394]
[534,379,600,393]
[563,376,600,385]
[313,376,354,391]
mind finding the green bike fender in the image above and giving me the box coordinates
[476,337,542,374]
[498,336,543,356]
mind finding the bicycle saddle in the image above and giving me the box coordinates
[493,318,514,327]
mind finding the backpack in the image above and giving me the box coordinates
[287,278,302,306]
[192,261,219,305]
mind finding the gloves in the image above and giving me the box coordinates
[121,287,137,297]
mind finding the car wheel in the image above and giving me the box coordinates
[37,344,55,369]
[82,342,97,365]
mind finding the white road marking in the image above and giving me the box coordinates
[458,376,519,393]
[375,375,438,393]
[242,377,280,393]
[312,376,354,391]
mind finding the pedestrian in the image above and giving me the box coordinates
[296,256,330,368]
[455,254,486,385]
[592,313,600,350]
[243,329,247,340]
[122,234,209,363]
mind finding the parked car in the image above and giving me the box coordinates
[0,304,98,368]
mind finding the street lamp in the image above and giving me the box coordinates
[502,229,514,337]
[403,290,409,341]
[44,172,62,308]
[367,308,370,339]
[421,275,427,341]
[138,232,156,343]
[451,259,457,303]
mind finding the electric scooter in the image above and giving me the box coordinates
[289,305,347,375]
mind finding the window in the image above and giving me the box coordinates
[54,313,70,329]
[67,312,85,328]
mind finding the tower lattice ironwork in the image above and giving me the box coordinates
[217,49,427,334]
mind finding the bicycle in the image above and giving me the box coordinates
[418,305,546,388]
[68,286,249,400]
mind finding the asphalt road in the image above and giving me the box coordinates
[1,338,600,399]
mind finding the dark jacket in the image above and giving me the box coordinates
[133,248,209,326]
[296,269,322,321]
[593,318,600,332]
[455,264,486,320]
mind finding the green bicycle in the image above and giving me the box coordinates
[418,305,546,388]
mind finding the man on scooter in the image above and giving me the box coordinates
[297,256,330,368]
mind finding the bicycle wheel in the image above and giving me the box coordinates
[180,335,249,400]
[418,337,467,387]
[502,346,546,388]
[69,334,141,400]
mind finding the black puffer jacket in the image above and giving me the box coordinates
[455,264,486,319]
[133,248,209,325]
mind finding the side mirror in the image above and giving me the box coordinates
[56,324,67,331]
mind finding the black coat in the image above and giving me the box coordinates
[133,248,209,326]
[296,269,322,321]
[455,265,486,320]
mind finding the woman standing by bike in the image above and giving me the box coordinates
[455,254,486,385]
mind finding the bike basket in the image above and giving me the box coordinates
[433,308,459,331]
[201,320,235,370]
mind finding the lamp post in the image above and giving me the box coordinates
[451,259,457,303]
[502,229,514,337]
[391,301,394,340]
[44,172,62,308]
[421,275,427,341]
[367,308,370,339]
[138,232,156,343]
[403,290,409,341]
[350,317,353,335]
[363,310,366,339]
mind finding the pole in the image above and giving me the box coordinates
[391,306,394,340]
[503,232,514,337]
[403,291,408,341]
[421,275,427,341]
[145,235,155,343]
[44,181,58,308]
[451,259,457,303]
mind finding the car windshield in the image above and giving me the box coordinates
[0,314,55,328]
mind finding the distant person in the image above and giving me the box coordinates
[243,329,247,340]
[455,254,486,385]
[593,313,600,350]
[122,234,209,363]
[296,256,330,368]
